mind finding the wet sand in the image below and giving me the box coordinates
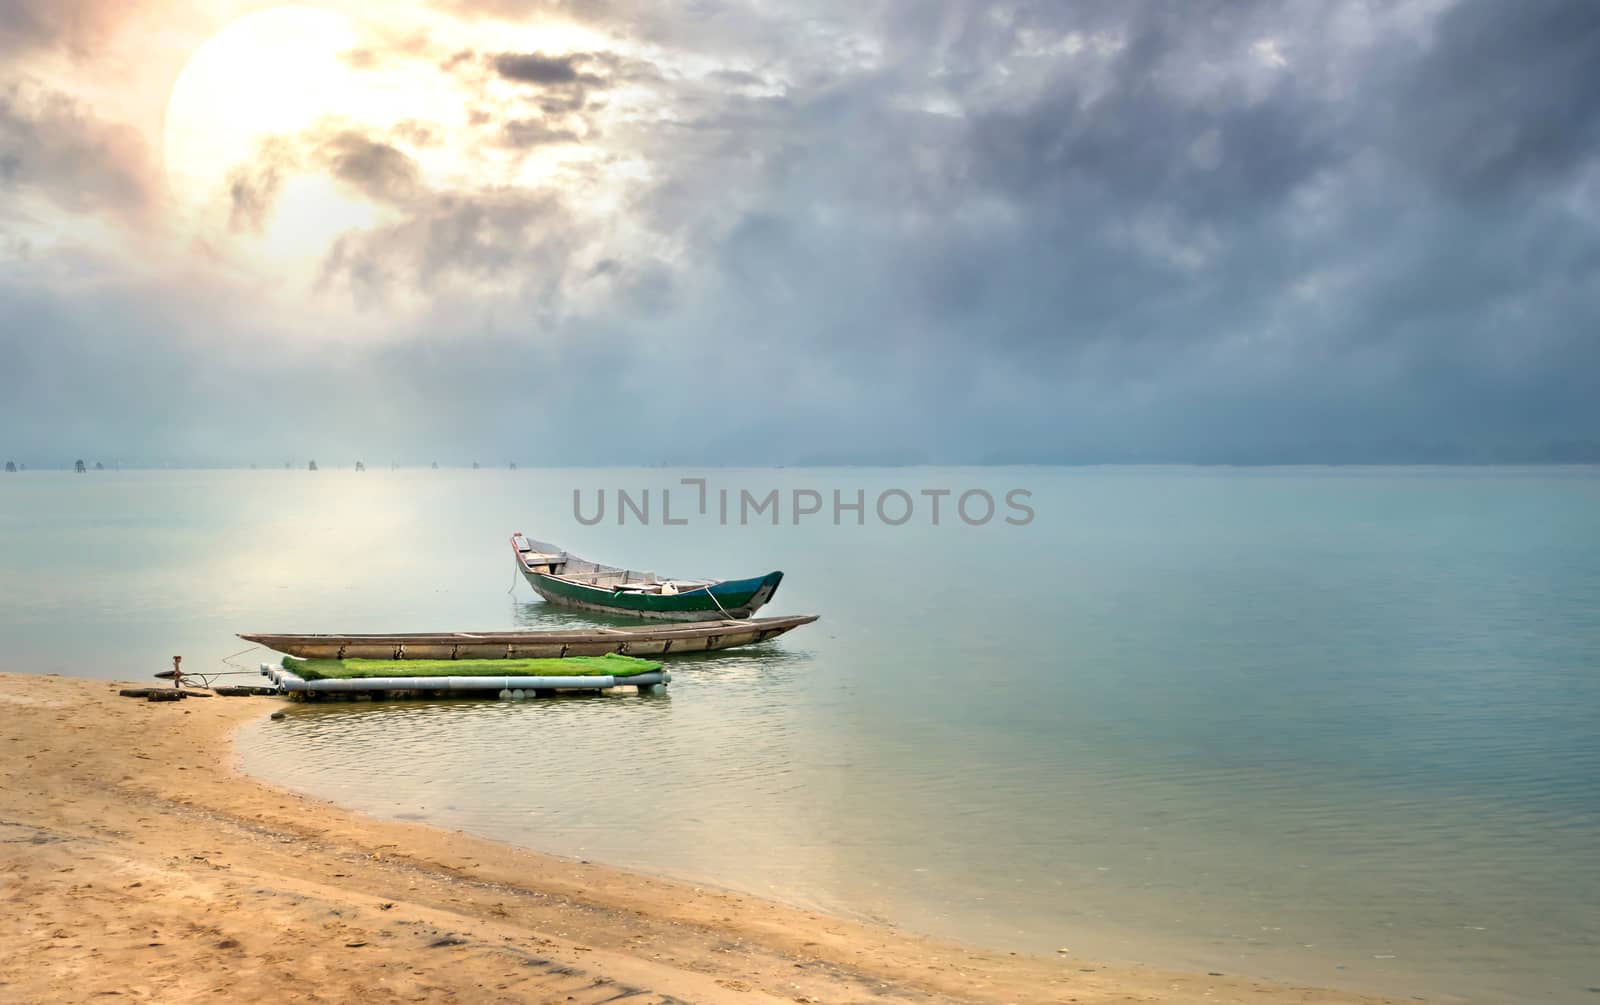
[0,672,1415,1004]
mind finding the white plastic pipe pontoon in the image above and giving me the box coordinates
[261,662,668,693]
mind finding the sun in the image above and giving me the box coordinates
[162,5,390,271]
[160,4,625,293]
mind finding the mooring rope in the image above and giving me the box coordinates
[686,582,734,619]
[220,644,262,671]
[157,645,268,689]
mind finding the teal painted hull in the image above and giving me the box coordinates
[511,534,784,621]
[523,568,784,620]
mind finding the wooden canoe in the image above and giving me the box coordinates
[511,533,784,621]
[239,614,819,660]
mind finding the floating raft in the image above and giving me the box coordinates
[261,653,671,701]
[286,652,661,681]
[240,614,818,660]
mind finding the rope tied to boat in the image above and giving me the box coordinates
[220,644,263,671]
[686,582,734,619]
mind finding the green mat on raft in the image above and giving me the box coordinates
[283,652,661,681]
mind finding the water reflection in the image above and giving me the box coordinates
[510,600,648,631]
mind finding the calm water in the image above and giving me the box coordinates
[4,467,1598,1002]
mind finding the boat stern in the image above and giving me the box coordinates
[511,532,568,576]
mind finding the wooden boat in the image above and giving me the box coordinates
[511,533,784,621]
[239,614,818,660]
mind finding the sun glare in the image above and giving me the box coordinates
[160,3,640,298]
[162,6,393,273]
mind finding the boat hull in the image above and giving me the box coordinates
[240,614,818,660]
[522,569,783,621]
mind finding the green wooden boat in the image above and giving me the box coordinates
[511,533,784,621]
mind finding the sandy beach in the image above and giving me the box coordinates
[0,673,1411,1005]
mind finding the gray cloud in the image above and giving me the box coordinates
[316,186,577,307]
[0,0,137,59]
[498,118,582,148]
[1389,0,1600,198]
[391,118,444,148]
[215,128,419,234]
[319,130,421,204]
[5,0,1600,465]
[481,50,636,116]
[226,138,298,234]
[0,83,155,218]
[493,52,593,86]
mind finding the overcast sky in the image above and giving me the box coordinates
[1,0,1597,466]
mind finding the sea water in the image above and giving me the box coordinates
[3,467,1597,1002]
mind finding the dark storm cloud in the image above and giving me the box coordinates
[926,2,1353,234]
[1389,0,1600,198]
[610,0,1598,461]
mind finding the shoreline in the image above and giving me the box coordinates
[1,672,1416,1004]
